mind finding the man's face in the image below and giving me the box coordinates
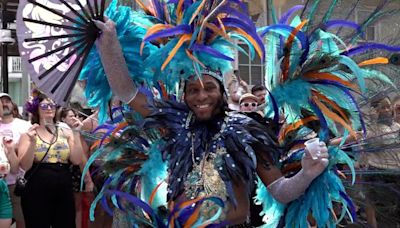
[1,97,13,116]
[394,101,400,120]
[240,98,258,112]
[377,98,393,121]
[184,75,223,121]
[253,89,267,104]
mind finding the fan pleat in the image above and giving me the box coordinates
[29,37,86,64]
[27,0,87,27]
[23,18,86,31]
[37,40,87,80]
[24,33,86,42]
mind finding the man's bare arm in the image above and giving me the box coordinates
[256,142,329,204]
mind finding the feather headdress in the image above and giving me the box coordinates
[80,0,264,120]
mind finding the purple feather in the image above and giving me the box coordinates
[100,196,114,216]
[151,0,165,20]
[343,42,400,56]
[279,5,304,24]
[99,126,118,147]
[216,6,253,28]
[325,20,362,33]
[221,18,265,60]
[339,191,357,222]
[106,190,164,227]
[221,17,255,34]
[144,25,192,42]
[191,44,234,61]
[259,24,309,64]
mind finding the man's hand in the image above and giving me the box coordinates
[94,18,118,54]
[302,141,329,179]
[3,137,15,155]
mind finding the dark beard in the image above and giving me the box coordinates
[2,108,13,116]
[378,114,393,126]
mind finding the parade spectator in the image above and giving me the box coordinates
[361,96,400,227]
[227,71,249,111]
[392,95,400,125]
[59,108,94,228]
[251,84,267,105]
[18,92,83,228]
[0,93,31,228]
[239,93,259,113]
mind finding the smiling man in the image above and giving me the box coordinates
[90,17,330,226]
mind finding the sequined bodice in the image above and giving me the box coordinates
[183,147,228,220]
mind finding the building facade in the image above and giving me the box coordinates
[238,0,400,87]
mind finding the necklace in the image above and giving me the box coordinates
[188,112,229,186]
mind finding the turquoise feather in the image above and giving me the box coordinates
[138,141,168,209]
[255,177,285,228]
[303,0,321,31]
[321,0,339,23]
[338,55,366,93]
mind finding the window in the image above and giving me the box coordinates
[11,56,22,72]
[237,43,264,86]
[356,9,378,41]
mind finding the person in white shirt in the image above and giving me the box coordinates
[0,93,32,228]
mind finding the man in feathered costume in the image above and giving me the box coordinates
[88,5,329,225]
[16,0,400,226]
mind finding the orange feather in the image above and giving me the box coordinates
[312,97,357,139]
[148,180,165,206]
[161,34,192,70]
[230,27,263,60]
[282,20,308,82]
[312,91,350,123]
[358,57,389,66]
[304,72,359,91]
[111,122,129,136]
[278,116,319,143]
[183,206,201,228]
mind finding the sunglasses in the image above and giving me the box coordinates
[241,102,257,107]
[39,103,57,110]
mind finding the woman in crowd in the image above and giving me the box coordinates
[59,107,94,228]
[18,92,83,228]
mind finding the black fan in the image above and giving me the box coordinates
[17,0,105,104]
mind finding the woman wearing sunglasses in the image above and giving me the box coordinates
[18,92,83,228]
